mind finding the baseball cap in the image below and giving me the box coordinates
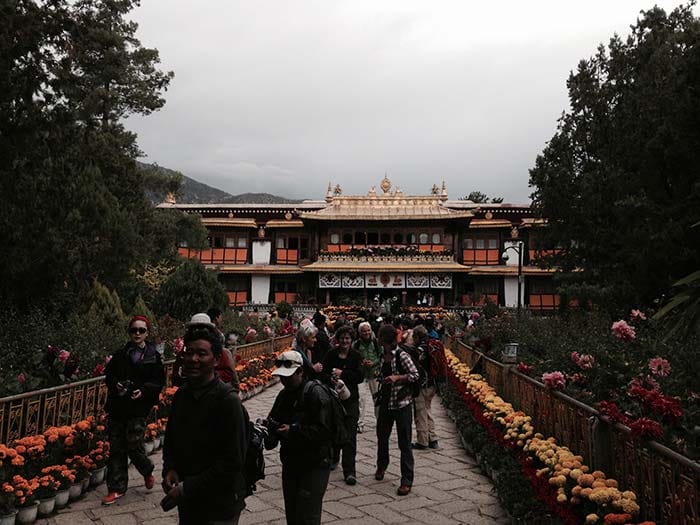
[272,351,304,377]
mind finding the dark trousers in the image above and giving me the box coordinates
[281,462,331,525]
[376,403,414,487]
[106,416,153,493]
[332,399,359,477]
[178,506,241,525]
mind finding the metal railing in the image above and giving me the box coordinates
[0,335,294,446]
[449,337,700,525]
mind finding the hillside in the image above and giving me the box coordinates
[138,162,302,204]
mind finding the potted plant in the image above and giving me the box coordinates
[64,456,89,500]
[39,466,74,510]
[12,476,38,525]
[144,425,158,455]
[33,474,59,517]
[0,481,17,525]
[88,441,109,486]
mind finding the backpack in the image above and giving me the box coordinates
[241,405,266,496]
[303,379,351,450]
[395,345,426,397]
[427,338,447,382]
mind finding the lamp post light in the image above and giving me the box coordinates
[501,240,524,314]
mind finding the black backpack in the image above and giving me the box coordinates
[241,405,266,496]
[303,379,351,450]
[395,345,427,397]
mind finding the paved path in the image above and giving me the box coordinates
[38,384,507,525]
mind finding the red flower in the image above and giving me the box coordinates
[516,362,532,375]
[17,373,26,384]
[598,400,630,425]
[629,418,663,441]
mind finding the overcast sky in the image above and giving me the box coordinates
[125,1,691,203]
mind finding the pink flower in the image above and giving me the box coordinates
[630,309,647,321]
[611,320,636,342]
[470,312,480,321]
[542,371,566,390]
[648,357,671,377]
[57,350,70,363]
[92,364,105,377]
[17,373,26,384]
[104,355,112,365]
[570,351,595,370]
[172,338,184,355]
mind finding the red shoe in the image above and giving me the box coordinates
[102,491,124,505]
[397,484,411,496]
[145,474,155,490]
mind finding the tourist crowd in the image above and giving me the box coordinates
[102,308,446,525]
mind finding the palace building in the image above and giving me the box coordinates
[160,176,558,310]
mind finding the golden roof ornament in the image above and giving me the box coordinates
[326,182,333,202]
[368,186,377,196]
[381,175,391,194]
[334,184,342,196]
[440,180,448,202]
[165,191,176,204]
[431,184,439,195]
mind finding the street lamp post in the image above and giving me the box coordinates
[502,241,524,314]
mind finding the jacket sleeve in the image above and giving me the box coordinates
[182,393,246,502]
[104,352,120,395]
[162,391,178,476]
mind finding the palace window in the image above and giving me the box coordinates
[273,280,299,304]
[276,234,309,264]
[463,234,500,265]
[180,231,248,264]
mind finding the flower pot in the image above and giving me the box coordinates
[68,482,83,501]
[37,497,55,517]
[81,477,90,492]
[16,503,38,525]
[54,489,70,509]
[160,434,166,448]
[90,466,107,486]
[0,510,17,525]
[144,440,155,455]
[153,437,161,449]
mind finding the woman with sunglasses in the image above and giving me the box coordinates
[102,316,165,505]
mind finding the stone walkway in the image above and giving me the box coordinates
[37,384,507,525]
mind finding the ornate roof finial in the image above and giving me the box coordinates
[431,184,439,195]
[440,180,448,201]
[368,186,377,197]
[326,182,333,202]
[164,191,176,205]
[381,174,391,194]
[334,184,342,196]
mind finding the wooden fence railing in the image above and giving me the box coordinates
[0,335,293,446]
[448,336,700,525]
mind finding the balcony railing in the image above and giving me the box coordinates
[316,252,454,263]
[447,337,700,525]
[0,335,293,445]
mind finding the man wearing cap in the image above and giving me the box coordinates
[265,351,334,525]
[162,322,248,524]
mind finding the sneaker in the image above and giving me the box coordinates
[357,424,364,434]
[411,442,428,450]
[374,469,385,481]
[428,440,439,449]
[144,474,155,490]
[344,475,357,486]
[397,484,411,496]
[101,491,124,505]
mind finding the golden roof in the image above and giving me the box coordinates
[200,218,258,228]
[213,265,304,274]
[264,219,305,228]
[302,261,472,273]
[469,219,513,229]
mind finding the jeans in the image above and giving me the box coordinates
[333,399,359,477]
[414,386,437,446]
[376,404,414,487]
[106,416,153,493]
[282,463,331,525]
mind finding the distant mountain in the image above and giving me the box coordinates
[138,162,303,204]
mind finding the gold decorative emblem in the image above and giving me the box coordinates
[381,175,391,194]
[228,212,234,218]
[284,212,292,220]
[485,211,493,220]
[257,226,266,238]
[510,226,520,239]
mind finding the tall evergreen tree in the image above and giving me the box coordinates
[529,3,700,313]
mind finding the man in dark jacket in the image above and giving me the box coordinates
[265,351,334,525]
[103,316,165,505]
[162,324,248,525]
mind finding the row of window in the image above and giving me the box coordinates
[328,231,445,246]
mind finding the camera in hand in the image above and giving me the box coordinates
[263,417,282,434]
[117,380,135,397]
[160,492,178,512]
